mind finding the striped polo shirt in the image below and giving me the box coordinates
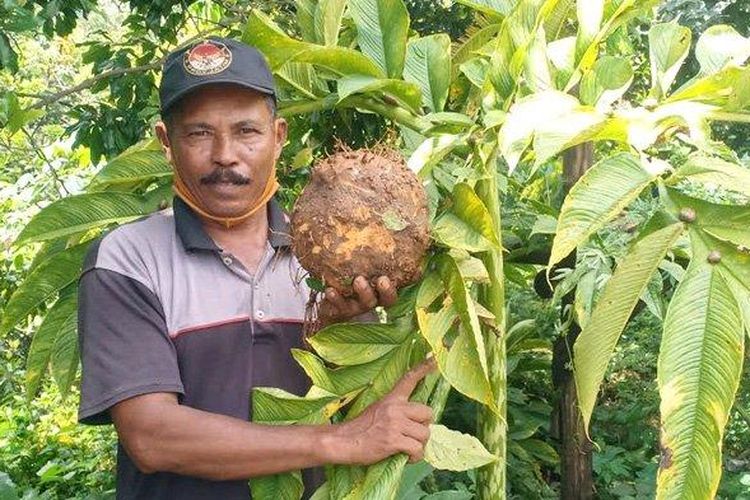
[78,197,321,499]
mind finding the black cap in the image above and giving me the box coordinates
[159,37,276,114]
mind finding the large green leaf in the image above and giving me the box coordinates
[574,0,604,64]
[532,107,608,166]
[452,183,500,248]
[344,455,409,500]
[251,472,304,500]
[549,153,655,269]
[252,387,337,425]
[0,243,89,336]
[295,0,317,42]
[574,222,684,430]
[345,341,414,419]
[25,290,77,399]
[524,26,553,93]
[15,192,154,245]
[664,188,750,249]
[694,25,750,76]
[407,133,467,178]
[579,56,633,108]
[315,0,348,46]
[337,75,423,113]
[669,154,750,199]
[454,0,513,16]
[88,140,171,190]
[452,23,501,80]
[649,22,691,99]
[244,11,383,78]
[292,348,393,396]
[308,323,410,366]
[656,261,744,499]
[348,0,409,79]
[403,34,451,112]
[498,90,580,172]
[424,424,497,471]
[50,303,79,398]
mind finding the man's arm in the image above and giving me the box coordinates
[112,358,435,480]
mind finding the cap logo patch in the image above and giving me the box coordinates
[183,40,232,76]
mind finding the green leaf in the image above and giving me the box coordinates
[337,75,423,113]
[656,261,744,499]
[407,134,467,177]
[292,348,393,396]
[574,0,604,64]
[25,291,78,400]
[15,192,153,245]
[524,26,553,93]
[649,22,691,99]
[452,23,501,80]
[664,188,750,249]
[345,341,414,419]
[549,153,655,269]
[251,472,304,500]
[88,141,172,190]
[669,154,750,199]
[453,183,500,247]
[349,0,410,79]
[315,0,348,46]
[432,213,494,253]
[695,25,750,76]
[424,424,497,471]
[295,0,317,42]
[344,455,409,500]
[50,305,79,398]
[532,107,607,166]
[436,254,493,404]
[252,387,336,425]
[395,462,433,500]
[308,323,410,366]
[454,0,513,16]
[0,243,89,336]
[244,11,383,78]
[498,90,580,172]
[574,222,684,430]
[403,34,451,112]
[579,56,633,108]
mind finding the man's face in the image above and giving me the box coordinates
[156,84,287,219]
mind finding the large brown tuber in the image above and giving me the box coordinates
[291,147,430,295]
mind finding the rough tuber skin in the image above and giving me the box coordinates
[291,147,430,294]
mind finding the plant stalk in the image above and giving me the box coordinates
[475,147,507,500]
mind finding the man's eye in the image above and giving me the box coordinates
[241,127,260,134]
[188,130,211,137]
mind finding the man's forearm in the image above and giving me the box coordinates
[113,394,338,481]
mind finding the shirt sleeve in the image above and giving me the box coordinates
[78,266,184,425]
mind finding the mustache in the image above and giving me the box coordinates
[200,169,251,185]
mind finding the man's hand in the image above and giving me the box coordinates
[324,358,436,465]
[319,275,398,323]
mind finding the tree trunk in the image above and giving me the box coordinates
[476,149,507,500]
[552,143,595,500]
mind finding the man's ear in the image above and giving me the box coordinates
[273,118,288,162]
[154,121,175,164]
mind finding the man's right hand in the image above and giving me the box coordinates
[324,358,437,465]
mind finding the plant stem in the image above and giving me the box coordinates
[475,147,507,500]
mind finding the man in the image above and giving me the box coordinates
[77,37,434,499]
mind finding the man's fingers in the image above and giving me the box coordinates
[324,288,359,317]
[401,420,431,445]
[402,402,434,425]
[375,276,397,307]
[397,436,425,464]
[353,276,378,310]
[388,358,437,399]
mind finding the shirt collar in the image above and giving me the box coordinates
[173,196,292,252]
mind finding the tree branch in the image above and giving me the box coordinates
[26,60,165,111]
[21,128,71,197]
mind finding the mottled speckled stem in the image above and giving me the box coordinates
[476,153,507,500]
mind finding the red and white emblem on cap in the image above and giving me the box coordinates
[183,40,232,76]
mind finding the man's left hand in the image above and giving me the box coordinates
[319,276,397,324]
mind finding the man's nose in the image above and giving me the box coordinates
[211,133,239,166]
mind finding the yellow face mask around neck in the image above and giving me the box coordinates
[172,168,279,229]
